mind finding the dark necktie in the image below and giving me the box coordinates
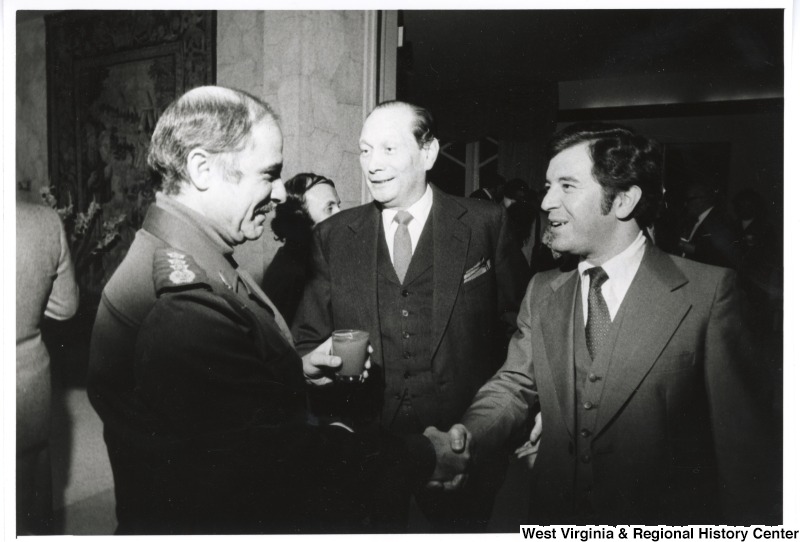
[393,210,413,283]
[585,266,611,360]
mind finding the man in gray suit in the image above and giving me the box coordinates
[17,201,79,534]
[454,123,778,525]
[294,100,528,531]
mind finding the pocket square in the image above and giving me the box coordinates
[463,258,492,283]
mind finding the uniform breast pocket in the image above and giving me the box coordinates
[651,351,695,374]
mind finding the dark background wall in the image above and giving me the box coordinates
[397,9,783,217]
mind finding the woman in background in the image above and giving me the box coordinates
[262,173,341,325]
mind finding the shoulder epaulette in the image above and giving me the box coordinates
[153,248,212,296]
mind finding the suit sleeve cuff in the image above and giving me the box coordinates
[402,433,436,485]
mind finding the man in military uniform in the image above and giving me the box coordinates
[88,86,466,534]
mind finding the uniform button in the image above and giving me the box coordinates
[401,289,410,297]
[402,331,410,339]
[588,373,600,382]
[580,428,592,438]
[581,454,591,464]
[403,352,412,359]
[404,371,411,379]
[583,401,594,410]
[401,309,409,317]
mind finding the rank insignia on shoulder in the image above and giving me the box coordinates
[153,248,211,295]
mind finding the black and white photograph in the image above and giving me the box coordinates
[5,1,792,537]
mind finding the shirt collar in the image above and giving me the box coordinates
[578,230,647,282]
[381,183,433,230]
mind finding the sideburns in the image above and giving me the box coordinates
[599,187,615,215]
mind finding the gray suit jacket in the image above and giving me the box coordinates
[17,202,79,452]
[462,243,777,524]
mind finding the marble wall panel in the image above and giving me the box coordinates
[217,11,264,96]
[16,18,48,204]
[261,10,369,210]
[220,10,373,280]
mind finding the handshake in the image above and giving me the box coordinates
[422,411,543,491]
[303,341,543,490]
[422,424,473,491]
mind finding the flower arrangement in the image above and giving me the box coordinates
[40,185,127,274]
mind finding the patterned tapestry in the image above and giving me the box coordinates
[45,11,216,295]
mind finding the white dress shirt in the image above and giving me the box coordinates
[381,184,433,264]
[577,231,647,324]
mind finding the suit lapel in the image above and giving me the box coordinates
[345,204,384,363]
[594,246,691,434]
[541,271,579,438]
[431,189,470,363]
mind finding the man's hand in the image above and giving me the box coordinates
[423,424,473,491]
[514,411,542,469]
[302,337,372,386]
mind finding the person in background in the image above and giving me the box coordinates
[262,173,341,325]
[16,201,79,534]
[731,188,782,418]
[293,100,528,532]
[731,187,782,326]
[468,172,506,203]
[506,191,559,278]
[677,182,737,268]
[501,177,531,209]
[732,187,781,282]
[468,186,495,201]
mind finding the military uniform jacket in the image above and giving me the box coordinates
[88,197,280,454]
[88,198,432,534]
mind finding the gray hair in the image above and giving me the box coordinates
[148,86,278,194]
[372,100,436,148]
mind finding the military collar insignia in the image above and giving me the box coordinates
[153,248,211,295]
[218,271,233,290]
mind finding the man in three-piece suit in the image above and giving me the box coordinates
[457,123,778,525]
[293,100,528,531]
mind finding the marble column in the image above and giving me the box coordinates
[219,10,376,282]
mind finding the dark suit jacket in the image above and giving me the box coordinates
[689,205,738,269]
[462,244,778,524]
[293,186,528,432]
